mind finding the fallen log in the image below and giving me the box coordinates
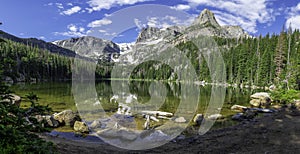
[140,111,173,117]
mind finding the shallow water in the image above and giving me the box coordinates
[11,81,261,131]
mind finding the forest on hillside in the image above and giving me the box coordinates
[0,29,300,90]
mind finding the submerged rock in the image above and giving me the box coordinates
[89,120,102,129]
[174,117,187,123]
[97,128,138,141]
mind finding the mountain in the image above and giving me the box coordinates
[52,36,120,61]
[136,9,249,44]
[0,30,77,57]
[192,9,221,28]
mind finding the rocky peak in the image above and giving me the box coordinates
[136,27,161,43]
[53,36,120,59]
[192,9,221,28]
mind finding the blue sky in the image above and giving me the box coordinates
[0,0,300,43]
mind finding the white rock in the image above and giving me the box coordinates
[174,117,186,123]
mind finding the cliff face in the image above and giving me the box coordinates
[53,36,120,60]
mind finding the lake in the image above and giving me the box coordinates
[10,81,260,130]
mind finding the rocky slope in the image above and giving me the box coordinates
[53,36,120,61]
[135,9,249,45]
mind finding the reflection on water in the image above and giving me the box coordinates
[11,81,259,149]
[11,81,255,116]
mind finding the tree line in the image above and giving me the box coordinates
[1,28,299,90]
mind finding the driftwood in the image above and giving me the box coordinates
[231,105,274,113]
[140,111,173,117]
[150,116,159,122]
[157,116,172,120]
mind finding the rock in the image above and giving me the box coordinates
[176,135,186,140]
[243,110,257,119]
[250,108,274,113]
[74,121,89,133]
[272,104,282,109]
[250,99,261,107]
[250,92,270,100]
[174,117,186,123]
[35,115,60,128]
[192,9,221,28]
[1,94,22,106]
[89,120,102,129]
[53,36,120,60]
[250,92,271,108]
[140,111,173,117]
[231,105,248,112]
[53,110,79,126]
[232,113,244,121]
[294,100,300,109]
[232,110,257,121]
[193,114,204,125]
[269,85,276,91]
[207,114,223,120]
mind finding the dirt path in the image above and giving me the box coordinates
[40,108,300,153]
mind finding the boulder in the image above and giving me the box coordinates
[193,114,204,125]
[174,117,186,123]
[1,94,22,106]
[250,92,270,100]
[250,99,261,107]
[250,92,271,108]
[53,110,79,126]
[74,121,89,133]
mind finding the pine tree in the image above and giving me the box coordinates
[274,27,287,84]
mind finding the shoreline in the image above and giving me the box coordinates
[39,106,300,153]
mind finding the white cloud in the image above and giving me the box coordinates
[87,18,112,27]
[60,6,82,15]
[286,3,300,30]
[134,18,145,29]
[144,15,194,29]
[68,24,77,32]
[170,4,191,11]
[55,3,64,9]
[185,0,275,33]
[39,36,46,40]
[87,0,150,12]
[54,24,86,37]
[98,30,107,33]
